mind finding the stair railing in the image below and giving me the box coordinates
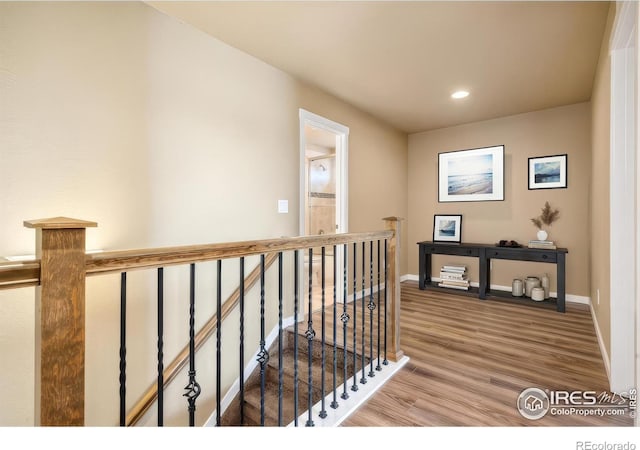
[0,216,403,426]
[125,252,278,426]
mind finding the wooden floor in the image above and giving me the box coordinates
[341,281,633,426]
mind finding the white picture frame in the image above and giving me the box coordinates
[438,145,505,202]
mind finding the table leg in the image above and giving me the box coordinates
[479,250,488,299]
[557,253,566,313]
[419,245,426,289]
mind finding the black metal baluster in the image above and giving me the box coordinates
[360,241,366,385]
[330,244,339,410]
[239,257,245,425]
[157,268,164,426]
[294,250,300,426]
[319,247,327,419]
[216,260,222,426]
[278,252,284,426]
[351,242,358,393]
[376,241,382,372]
[368,241,376,378]
[257,255,268,426]
[384,240,388,366]
[340,244,349,401]
[184,263,201,426]
[119,272,126,427]
[306,248,315,427]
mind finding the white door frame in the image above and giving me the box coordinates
[636,1,640,426]
[299,109,349,236]
[609,0,637,393]
[299,109,349,307]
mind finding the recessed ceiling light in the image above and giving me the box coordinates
[451,90,470,99]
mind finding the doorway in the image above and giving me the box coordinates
[299,109,349,312]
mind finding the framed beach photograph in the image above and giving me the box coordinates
[433,214,462,243]
[528,154,567,190]
[438,145,505,202]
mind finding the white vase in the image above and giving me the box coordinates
[537,229,548,241]
[512,279,524,297]
[541,273,550,299]
[525,276,541,297]
[531,287,545,301]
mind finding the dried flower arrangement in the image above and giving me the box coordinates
[531,201,560,229]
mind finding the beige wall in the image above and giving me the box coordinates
[408,103,592,297]
[590,3,615,362]
[0,2,407,426]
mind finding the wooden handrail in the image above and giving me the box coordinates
[86,231,393,276]
[1,232,394,287]
[0,260,41,290]
[126,252,279,426]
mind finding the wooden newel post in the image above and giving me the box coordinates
[383,217,404,362]
[24,217,97,426]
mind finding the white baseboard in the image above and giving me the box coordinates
[401,274,417,282]
[346,282,386,303]
[590,303,612,384]
[565,294,591,305]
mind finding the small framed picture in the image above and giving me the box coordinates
[528,154,568,190]
[433,214,462,243]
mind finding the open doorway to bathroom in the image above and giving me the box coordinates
[299,109,349,313]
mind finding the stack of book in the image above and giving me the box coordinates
[438,264,470,290]
[528,240,557,249]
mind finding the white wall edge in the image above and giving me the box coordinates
[609,0,638,393]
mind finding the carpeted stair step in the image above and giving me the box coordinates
[221,320,376,426]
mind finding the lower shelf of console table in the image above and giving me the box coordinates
[418,241,568,312]
[421,281,560,311]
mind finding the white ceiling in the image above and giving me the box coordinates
[148,1,610,134]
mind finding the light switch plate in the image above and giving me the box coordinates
[278,199,288,214]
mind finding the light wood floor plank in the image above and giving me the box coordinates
[341,281,633,427]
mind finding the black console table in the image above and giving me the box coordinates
[417,241,568,312]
